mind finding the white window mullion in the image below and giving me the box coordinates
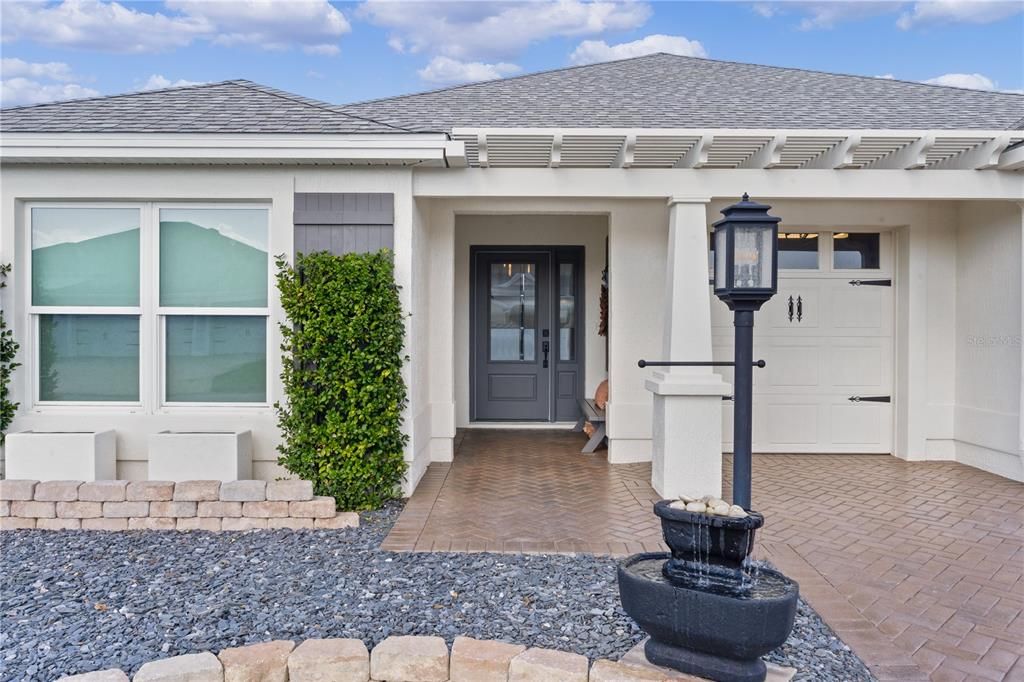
[141,203,156,413]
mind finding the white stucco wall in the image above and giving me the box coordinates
[954,201,1023,481]
[0,164,422,485]
[3,160,1019,488]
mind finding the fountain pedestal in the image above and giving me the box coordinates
[617,501,799,682]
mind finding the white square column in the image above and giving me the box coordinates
[647,197,731,499]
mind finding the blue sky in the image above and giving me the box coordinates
[1,1,1022,108]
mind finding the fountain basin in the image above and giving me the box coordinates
[618,552,799,682]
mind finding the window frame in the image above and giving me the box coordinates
[25,202,148,408]
[24,201,272,411]
[154,203,272,408]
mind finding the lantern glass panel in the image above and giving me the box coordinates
[733,225,773,289]
[714,229,728,290]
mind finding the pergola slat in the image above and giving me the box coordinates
[449,128,1020,171]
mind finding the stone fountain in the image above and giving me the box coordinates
[617,497,799,682]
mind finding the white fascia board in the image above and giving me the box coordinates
[998,143,1024,171]
[0,132,452,165]
[451,127,1015,138]
[412,167,1024,201]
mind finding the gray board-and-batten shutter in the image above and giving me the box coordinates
[293,193,394,255]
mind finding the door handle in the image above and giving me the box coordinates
[542,341,550,368]
[796,296,803,322]
[787,296,794,322]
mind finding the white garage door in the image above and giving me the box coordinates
[712,230,894,453]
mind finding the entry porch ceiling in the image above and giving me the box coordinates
[451,129,1024,171]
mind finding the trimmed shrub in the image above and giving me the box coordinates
[1,264,19,443]
[276,250,408,510]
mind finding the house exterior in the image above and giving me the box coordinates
[1,54,1022,497]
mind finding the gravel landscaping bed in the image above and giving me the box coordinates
[1,502,873,681]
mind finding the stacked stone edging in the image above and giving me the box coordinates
[55,634,786,682]
[0,479,358,531]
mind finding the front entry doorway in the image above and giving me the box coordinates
[471,246,583,422]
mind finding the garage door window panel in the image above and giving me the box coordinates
[778,233,819,270]
[834,232,881,270]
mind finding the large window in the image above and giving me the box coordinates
[28,204,269,406]
[158,207,269,405]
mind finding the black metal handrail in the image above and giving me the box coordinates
[637,359,766,368]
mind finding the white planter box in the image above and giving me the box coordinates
[5,430,117,481]
[148,431,253,482]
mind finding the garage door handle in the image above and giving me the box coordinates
[787,296,794,322]
[848,395,891,403]
[796,296,803,322]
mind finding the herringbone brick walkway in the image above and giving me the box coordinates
[383,428,665,555]
[383,429,1023,681]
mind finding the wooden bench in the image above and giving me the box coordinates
[572,398,607,454]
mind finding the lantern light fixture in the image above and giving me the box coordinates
[712,193,782,312]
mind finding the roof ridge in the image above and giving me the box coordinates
[338,52,1024,110]
[228,80,421,133]
[337,53,673,109]
[0,79,240,112]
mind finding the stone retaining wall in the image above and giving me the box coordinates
[55,635,787,682]
[0,479,358,531]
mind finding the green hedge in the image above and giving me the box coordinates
[0,264,19,443]
[275,250,408,510]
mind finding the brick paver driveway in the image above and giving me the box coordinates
[384,429,1023,681]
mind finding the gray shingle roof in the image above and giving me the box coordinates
[338,53,1024,131]
[0,80,408,134]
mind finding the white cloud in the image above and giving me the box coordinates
[1,57,76,81]
[304,44,341,56]
[361,0,652,61]
[749,2,897,29]
[923,72,997,90]
[875,73,896,79]
[795,2,896,29]
[0,0,210,53]
[166,0,350,55]
[1,0,350,55]
[876,71,1022,92]
[418,56,521,84]
[570,34,707,65]
[138,74,207,91]
[897,0,1023,29]
[1,57,98,107]
[1,77,100,106]
[753,0,1022,30]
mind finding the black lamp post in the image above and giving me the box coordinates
[712,194,781,511]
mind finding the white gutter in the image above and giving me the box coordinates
[0,132,464,167]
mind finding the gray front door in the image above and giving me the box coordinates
[471,247,583,421]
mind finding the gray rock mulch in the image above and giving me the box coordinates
[0,502,873,681]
